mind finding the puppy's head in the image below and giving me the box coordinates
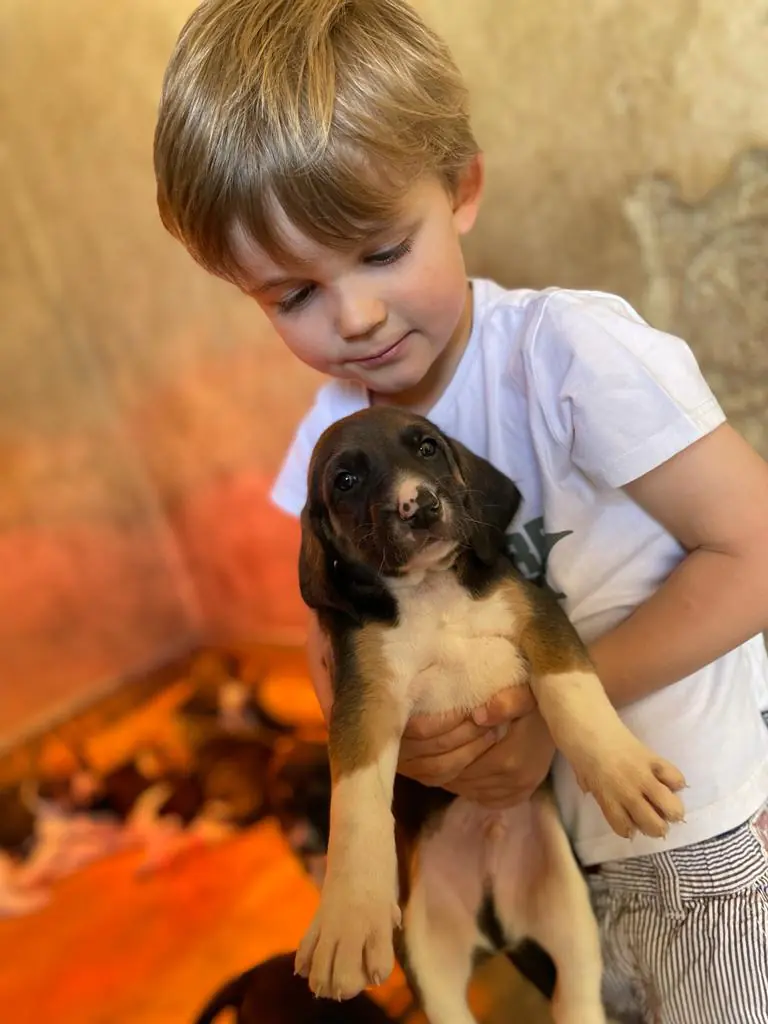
[299,407,521,621]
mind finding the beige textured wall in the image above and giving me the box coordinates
[1,0,766,744]
[422,0,768,451]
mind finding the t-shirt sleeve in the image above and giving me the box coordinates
[270,407,318,518]
[529,290,726,489]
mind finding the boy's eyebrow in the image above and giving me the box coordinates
[365,216,422,249]
[247,217,423,296]
[252,274,297,295]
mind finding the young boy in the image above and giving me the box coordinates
[154,1,768,1019]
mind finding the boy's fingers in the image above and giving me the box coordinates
[455,739,515,781]
[306,616,334,724]
[402,707,470,741]
[471,686,535,726]
[401,717,490,758]
[399,731,496,786]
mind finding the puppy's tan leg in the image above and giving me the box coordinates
[295,630,405,1000]
[496,789,607,1024]
[402,881,481,1024]
[511,584,686,839]
[401,803,488,1024]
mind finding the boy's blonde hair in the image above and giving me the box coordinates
[153,0,478,282]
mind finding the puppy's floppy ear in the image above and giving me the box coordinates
[298,503,334,614]
[446,439,521,565]
[298,503,396,624]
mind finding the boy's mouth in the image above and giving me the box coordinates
[350,331,413,367]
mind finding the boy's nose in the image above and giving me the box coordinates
[336,290,387,341]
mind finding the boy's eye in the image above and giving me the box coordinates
[276,284,315,314]
[365,238,413,267]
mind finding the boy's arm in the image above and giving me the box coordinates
[390,421,768,807]
[306,611,333,723]
[588,422,768,706]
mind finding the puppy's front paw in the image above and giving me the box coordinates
[579,742,686,839]
[295,887,401,1000]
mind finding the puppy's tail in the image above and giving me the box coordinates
[192,968,254,1024]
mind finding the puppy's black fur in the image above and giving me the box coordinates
[193,953,396,1023]
[268,736,332,864]
[0,785,36,859]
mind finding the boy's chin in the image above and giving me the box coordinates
[353,357,434,398]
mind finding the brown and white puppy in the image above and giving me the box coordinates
[295,406,686,1024]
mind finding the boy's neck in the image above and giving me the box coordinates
[370,281,474,416]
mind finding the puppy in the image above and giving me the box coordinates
[193,953,396,1024]
[92,739,273,873]
[179,652,297,743]
[267,733,332,888]
[0,784,49,917]
[294,406,686,1024]
[0,767,124,914]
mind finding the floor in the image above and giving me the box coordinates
[0,648,551,1023]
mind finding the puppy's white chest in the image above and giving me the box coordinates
[382,572,527,714]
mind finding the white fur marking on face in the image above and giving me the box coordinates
[399,540,458,576]
[219,680,248,713]
[396,475,424,519]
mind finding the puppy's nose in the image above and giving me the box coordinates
[399,484,441,528]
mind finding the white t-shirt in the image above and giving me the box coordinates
[271,279,768,866]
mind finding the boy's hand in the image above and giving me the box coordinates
[305,619,553,808]
[398,686,553,808]
[447,708,555,808]
[306,613,334,723]
[397,711,498,786]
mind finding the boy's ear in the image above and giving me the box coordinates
[298,504,396,624]
[452,152,485,236]
[445,438,520,565]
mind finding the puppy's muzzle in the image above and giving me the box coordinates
[397,481,442,530]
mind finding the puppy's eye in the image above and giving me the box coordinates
[334,471,357,493]
[418,438,438,458]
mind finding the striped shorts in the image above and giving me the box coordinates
[587,778,768,1021]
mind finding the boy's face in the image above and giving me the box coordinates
[232,161,483,407]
